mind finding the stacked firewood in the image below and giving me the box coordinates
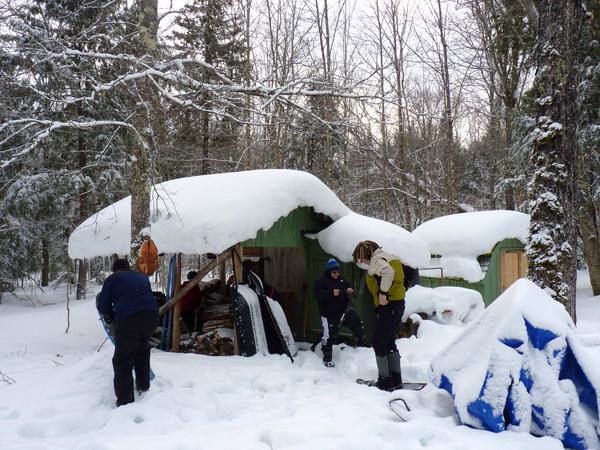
[180,329,234,356]
[200,292,233,333]
[201,304,233,332]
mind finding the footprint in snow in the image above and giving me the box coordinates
[18,423,47,439]
[0,407,20,420]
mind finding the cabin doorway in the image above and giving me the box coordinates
[242,247,308,339]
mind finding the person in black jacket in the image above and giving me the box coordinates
[313,258,366,367]
[96,259,158,407]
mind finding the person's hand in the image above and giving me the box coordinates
[378,293,389,306]
[347,287,354,295]
[333,288,340,296]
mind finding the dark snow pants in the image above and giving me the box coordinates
[342,308,366,344]
[372,301,404,357]
[113,310,158,406]
[322,308,366,361]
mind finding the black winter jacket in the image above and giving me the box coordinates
[313,271,353,321]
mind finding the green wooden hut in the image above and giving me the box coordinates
[413,210,530,306]
[239,207,377,342]
[69,170,429,351]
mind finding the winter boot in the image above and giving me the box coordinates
[356,333,368,347]
[375,355,393,390]
[323,360,335,368]
[375,375,394,391]
[388,350,403,390]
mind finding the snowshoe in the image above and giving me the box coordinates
[356,378,427,391]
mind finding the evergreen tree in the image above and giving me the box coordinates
[0,0,131,291]
[167,0,248,177]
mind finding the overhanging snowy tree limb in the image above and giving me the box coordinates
[1,120,135,168]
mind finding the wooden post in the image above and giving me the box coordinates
[233,244,243,283]
[232,244,243,355]
[172,253,182,352]
[219,258,226,295]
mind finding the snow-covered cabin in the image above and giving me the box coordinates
[68,170,430,352]
[412,210,530,305]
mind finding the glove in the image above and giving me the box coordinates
[102,314,114,324]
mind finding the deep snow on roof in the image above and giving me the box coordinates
[68,170,351,259]
[412,210,530,257]
[313,212,430,268]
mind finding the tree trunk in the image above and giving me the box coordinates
[577,191,600,296]
[41,234,49,287]
[435,0,455,211]
[526,0,583,321]
[200,105,210,175]
[76,118,88,299]
[76,259,88,300]
[130,0,158,263]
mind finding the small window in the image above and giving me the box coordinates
[478,254,491,273]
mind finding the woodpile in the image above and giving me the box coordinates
[178,288,235,355]
[200,292,233,333]
[180,329,234,356]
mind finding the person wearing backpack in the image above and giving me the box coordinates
[353,241,406,391]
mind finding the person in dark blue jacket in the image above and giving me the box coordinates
[96,258,158,407]
[313,258,366,367]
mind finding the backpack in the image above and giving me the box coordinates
[403,264,420,289]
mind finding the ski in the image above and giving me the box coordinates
[355,378,427,391]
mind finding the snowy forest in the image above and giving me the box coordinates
[0,0,599,317]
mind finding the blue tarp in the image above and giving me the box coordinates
[430,279,600,450]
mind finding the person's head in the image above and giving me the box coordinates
[326,258,340,278]
[112,258,130,273]
[187,271,198,281]
[352,240,380,269]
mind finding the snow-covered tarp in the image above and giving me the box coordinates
[413,210,530,282]
[429,279,600,450]
[69,170,350,259]
[312,212,430,268]
[404,285,484,324]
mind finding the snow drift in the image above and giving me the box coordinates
[429,279,600,450]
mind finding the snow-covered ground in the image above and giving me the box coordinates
[1,273,597,450]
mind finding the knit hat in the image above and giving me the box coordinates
[326,258,340,272]
[112,258,130,273]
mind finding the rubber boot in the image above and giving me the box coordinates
[388,350,403,390]
[375,355,393,391]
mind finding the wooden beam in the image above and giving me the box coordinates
[232,244,243,283]
[172,253,182,352]
[232,244,243,356]
[159,249,232,316]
